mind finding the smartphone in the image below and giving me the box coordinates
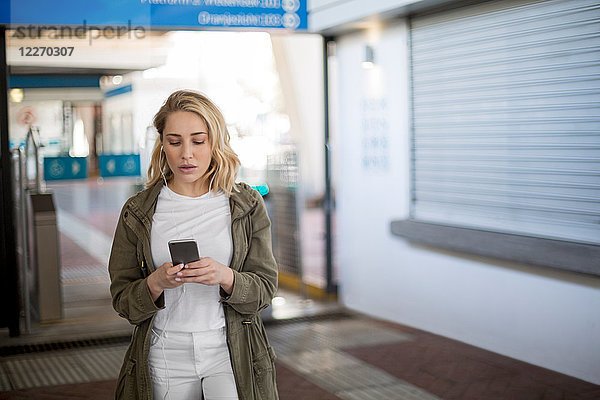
[168,239,200,266]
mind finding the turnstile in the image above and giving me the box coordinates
[12,127,63,330]
[29,192,62,322]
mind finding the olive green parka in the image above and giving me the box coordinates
[108,181,279,400]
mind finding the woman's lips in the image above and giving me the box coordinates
[178,165,197,174]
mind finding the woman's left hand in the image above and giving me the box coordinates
[176,257,235,294]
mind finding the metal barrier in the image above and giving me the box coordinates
[12,148,32,332]
[30,193,62,322]
[11,125,63,329]
[24,125,42,192]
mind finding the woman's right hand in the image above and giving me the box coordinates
[146,262,184,302]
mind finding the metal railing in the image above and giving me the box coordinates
[11,125,44,333]
[12,148,31,332]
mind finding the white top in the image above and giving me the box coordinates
[150,185,233,332]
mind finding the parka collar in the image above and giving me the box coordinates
[128,180,258,222]
[229,182,259,221]
[126,180,164,226]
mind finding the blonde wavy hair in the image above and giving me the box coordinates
[146,90,240,195]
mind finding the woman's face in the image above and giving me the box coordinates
[162,111,212,194]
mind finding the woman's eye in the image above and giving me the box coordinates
[168,142,181,146]
[193,141,205,145]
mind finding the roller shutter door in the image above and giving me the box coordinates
[409,0,600,245]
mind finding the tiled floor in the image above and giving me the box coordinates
[1,313,598,399]
[1,178,598,399]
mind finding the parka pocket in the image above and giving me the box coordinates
[115,358,137,400]
[252,349,277,400]
[242,317,278,399]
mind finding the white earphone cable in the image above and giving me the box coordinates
[159,146,168,187]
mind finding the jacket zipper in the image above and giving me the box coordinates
[243,318,255,397]
[225,207,255,400]
[129,207,148,236]
[127,205,157,399]
[228,202,255,273]
[127,207,155,275]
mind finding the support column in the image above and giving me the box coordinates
[0,26,21,336]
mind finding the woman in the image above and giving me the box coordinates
[108,89,279,400]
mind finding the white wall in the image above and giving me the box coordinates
[102,89,133,154]
[334,20,600,385]
[309,0,453,33]
[309,0,415,32]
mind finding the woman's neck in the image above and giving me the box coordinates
[167,179,210,198]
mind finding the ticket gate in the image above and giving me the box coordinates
[30,192,62,322]
[12,126,63,332]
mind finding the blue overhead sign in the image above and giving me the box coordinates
[1,0,307,31]
[43,156,88,181]
[99,154,141,178]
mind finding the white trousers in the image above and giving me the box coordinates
[148,327,239,400]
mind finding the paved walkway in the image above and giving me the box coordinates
[1,312,599,399]
[1,178,598,398]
